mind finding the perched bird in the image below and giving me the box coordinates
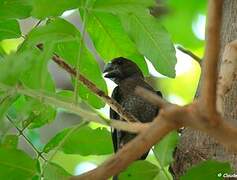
[103,57,162,161]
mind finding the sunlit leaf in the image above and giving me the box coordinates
[44,125,113,155]
[0,49,38,85]
[120,12,177,77]
[0,20,21,41]
[31,0,81,19]
[54,40,107,108]
[181,160,232,180]
[0,147,37,179]
[120,161,159,180]
[44,162,71,180]
[80,10,149,75]
[0,0,32,20]
[81,0,155,14]
[21,18,80,49]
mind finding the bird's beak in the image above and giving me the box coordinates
[103,63,119,78]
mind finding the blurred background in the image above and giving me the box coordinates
[0,0,206,176]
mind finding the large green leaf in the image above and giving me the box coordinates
[80,10,148,75]
[22,18,107,108]
[22,18,80,49]
[43,162,71,180]
[0,49,38,85]
[0,19,21,41]
[153,131,179,167]
[80,0,155,14]
[181,160,232,180]
[0,147,37,179]
[20,45,55,92]
[120,12,177,77]
[0,0,32,20]
[44,125,113,156]
[120,161,159,180]
[54,40,107,109]
[31,0,81,19]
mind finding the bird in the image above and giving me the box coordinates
[103,57,162,179]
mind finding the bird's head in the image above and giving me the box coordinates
[103,57,144,84]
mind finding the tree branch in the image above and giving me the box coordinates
[217,40,237,114]
[52,55,139,123]
[177,46,202,64]
[200,0,223,115]
[70,1,237,179]
[0,83,145,134]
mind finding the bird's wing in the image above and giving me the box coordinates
[110,86,121,152]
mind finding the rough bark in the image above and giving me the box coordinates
[172,0,237,177]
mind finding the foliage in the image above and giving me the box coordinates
[181,160,233,180]
[0,0,231,179]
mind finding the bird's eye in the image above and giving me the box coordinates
[117,60,123,65]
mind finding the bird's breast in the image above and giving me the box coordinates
[121,95,157,123]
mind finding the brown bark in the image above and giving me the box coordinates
[172,0,237,176]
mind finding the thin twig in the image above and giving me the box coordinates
[51,54,139,123]
[177,46,202,64]
[36,44,139,123]
[6,115,47,161]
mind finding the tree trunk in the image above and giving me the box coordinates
[172,0,237,177]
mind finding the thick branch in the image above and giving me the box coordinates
[200,0,223,114]
[71,115,181,180]
[217,40,237,113]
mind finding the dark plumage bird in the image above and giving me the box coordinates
[103,57,162,161]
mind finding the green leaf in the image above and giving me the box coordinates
[43,162,71,180]
[82,0,155,14]
[54,40,107,109]
[9,95,56,129]
[153,131,179,167]
[22,18,80,49]
[0,0,32,20]
[81,10,148,75]
[20,45,55,92]
[0,147,37,179]
[181,160,232,180]
[0,49,38,85]
[21,18,107,108]
[44,125,113,155]
[31,0,81,19]
[0,94,18,122]
[120,12,177,77]
[0,19,21,41]
[120,161,159,180]
[1,135,18,149]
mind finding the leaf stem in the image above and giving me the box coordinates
[6,115,47,162]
